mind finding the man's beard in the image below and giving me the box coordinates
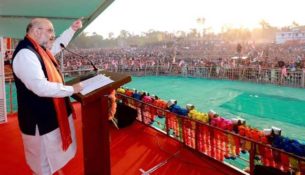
[41,40,53,50]
[40,40,48,49]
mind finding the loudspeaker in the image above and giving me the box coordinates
[114,102,137,128]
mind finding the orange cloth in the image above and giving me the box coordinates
[26,35,72,151]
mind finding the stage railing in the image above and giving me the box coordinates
[116,93,305,175]
[112,65,305,88]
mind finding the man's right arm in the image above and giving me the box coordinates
[13,49,81,97]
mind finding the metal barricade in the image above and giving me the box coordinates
[109,65,305,88]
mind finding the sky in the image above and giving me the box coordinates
[85,0,305,37]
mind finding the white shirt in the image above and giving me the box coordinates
[13,28,75,98]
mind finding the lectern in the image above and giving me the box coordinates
[68,70,131,175]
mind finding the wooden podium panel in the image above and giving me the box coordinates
[70,70,131,105]
[68,71,131,175]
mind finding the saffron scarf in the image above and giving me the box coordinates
[26,35,72,151]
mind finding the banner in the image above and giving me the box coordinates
[6,38,11,49]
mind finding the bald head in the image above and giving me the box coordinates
[26,18,55,49]
[26,18,52,33]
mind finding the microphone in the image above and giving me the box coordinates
[60,43,99,73]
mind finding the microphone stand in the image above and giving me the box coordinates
[61,44,120,129]
[60,43,99,80]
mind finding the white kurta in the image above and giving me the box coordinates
[21,115,77,175]
[13,28,77,175]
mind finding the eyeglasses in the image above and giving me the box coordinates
[38,27,55,33]
[49,36,55,41]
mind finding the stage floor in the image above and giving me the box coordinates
[0,109,243,175]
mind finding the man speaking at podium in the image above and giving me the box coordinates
[12,18,83,175]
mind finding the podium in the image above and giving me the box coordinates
[68,70,131,175]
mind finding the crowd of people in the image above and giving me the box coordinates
[60,41,305,74]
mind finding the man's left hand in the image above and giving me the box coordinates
[71,18,83,31]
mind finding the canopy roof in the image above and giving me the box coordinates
[0,0,114,39]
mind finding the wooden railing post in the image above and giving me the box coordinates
[249,142,256,175]
[195,122,199,151]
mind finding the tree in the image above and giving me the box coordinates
[188,28,199,38]
[259,19,272,30]
[258,19,277,43]
[108,32,114,39]
[176,30,186,38]
[196,17,206,37]
[291,21,300,28]
[119,30,130,39]
[196,17,205,25]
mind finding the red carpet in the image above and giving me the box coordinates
[0,105,242,175]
